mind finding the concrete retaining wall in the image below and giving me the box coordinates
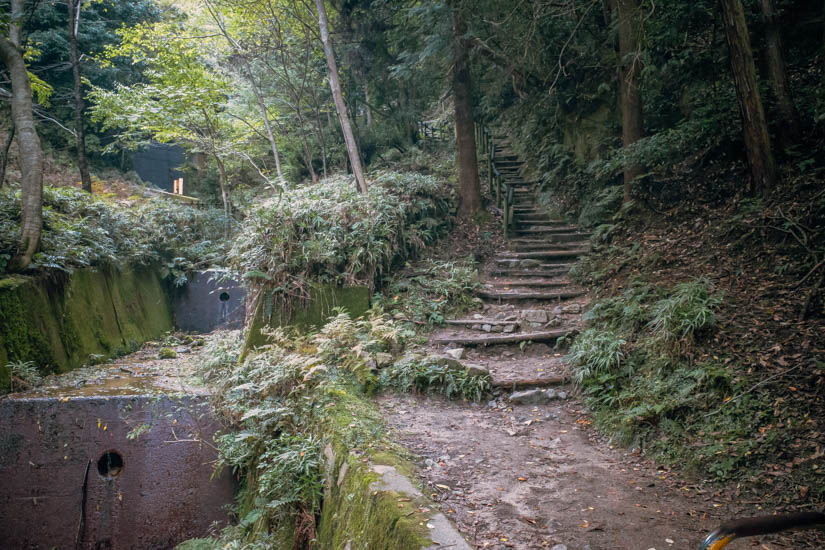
[0,266,174,388]
[0,394,235,549]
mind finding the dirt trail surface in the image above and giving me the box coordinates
[379,140,821,549]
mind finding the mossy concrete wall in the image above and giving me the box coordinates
[242,284,370,356]
[315,386,471,550]
[0,266,173,388]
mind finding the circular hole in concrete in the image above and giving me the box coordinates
[219,291,230,302]
[97,451,123,477]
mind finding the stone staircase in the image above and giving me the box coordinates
[430,135,591,388]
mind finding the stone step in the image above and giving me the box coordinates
[478,288,586,301]
[511,241,590,252]
[485,278,570,289]
[431,328,573,347]
[515,226,582,235]
[497,249,588,260]
[490,376,570,390]
[488,267,571,278]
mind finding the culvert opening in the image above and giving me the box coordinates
[97,451,123,477]
[219,291,230,302]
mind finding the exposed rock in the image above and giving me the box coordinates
[482,324,492,332]
[503,324,516,333]
[509,388,561,405]
[465,363,490,377]
[520,259,542,268]
[491,325,505,333]
[471,324,482,331]
[544,316,562,328]
[375,352,394,368]
[551,545,568,550]
[528,322,544,329]
[561,303,582,314]
[503,313,520,321]
[444,348,464,360]
[522,309,549,323]
[473,313,484,319]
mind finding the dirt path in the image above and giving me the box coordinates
[379,390,724,549]
[378,140,821,549]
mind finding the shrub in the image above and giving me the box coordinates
[0,186,228,282]
[567,328,627,385]
[228,171,455,307]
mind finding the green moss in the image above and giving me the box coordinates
[242,284,371,359]
[1,267,174,390]
[159,348,177,359]
[316,384,433,550]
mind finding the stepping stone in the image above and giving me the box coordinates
[477,289,586,301]
[431,328,572,346]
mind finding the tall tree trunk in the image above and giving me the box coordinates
[0,0,44,270]
[720,0,777,194]
[215,155,230,238]
[315,0,367,193]
[452,7,481,219]
[760,0,801,147]
[67,0,91,193]
[0,123,14,188]
[202,1,286,184]
[364,83,372,126]
[252,83,285,183]
[615,0,645,205]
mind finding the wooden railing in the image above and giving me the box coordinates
[475,122,514,238]
[417,120,450,141]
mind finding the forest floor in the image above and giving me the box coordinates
[376,154,824,549]
[378,235,823,550]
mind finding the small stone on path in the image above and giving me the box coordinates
[509,388,562,405]
[444,348,464,360]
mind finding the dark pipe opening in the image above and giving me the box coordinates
[219,291,230,302]
[97,451,123,477]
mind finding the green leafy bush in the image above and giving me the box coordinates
[228,171,455,306]
[567,328,627,385]
[196,312,412,545]
[0,186,228,282]
[373,258,480,324]
[647,278,721,351]
[378,358,491,402]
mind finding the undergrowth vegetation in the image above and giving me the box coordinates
[191,310,489,548]
[373,257,480,325]
[0,186,228,282]
[565,278,745,478]
[229,171,455,307]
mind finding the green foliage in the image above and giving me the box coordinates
[196,311,412,545]
[3,360,42,393]
[567,329,627,385]
[229,171,455,306]
[647,278,721,351]
[378,358,491,402]
[0,186,228,280]
[373,258,480,325]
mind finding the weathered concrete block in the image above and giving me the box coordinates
[174,270,245,333]
[0,393,235,549]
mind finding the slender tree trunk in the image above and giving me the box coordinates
[0,123,14,188]
[720,0,777,194]
[615,0,645,205]
[252,84,285,183]
[0,0,43,270]
[309,89,328,179]
[203,1,285,184]
[66,0,91,193]
[363,81,372,126]
[760,0,801,147]
[215,155,230,238]
[315,0,367,193]
[295,106,318,183]
[452,8,481,218]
